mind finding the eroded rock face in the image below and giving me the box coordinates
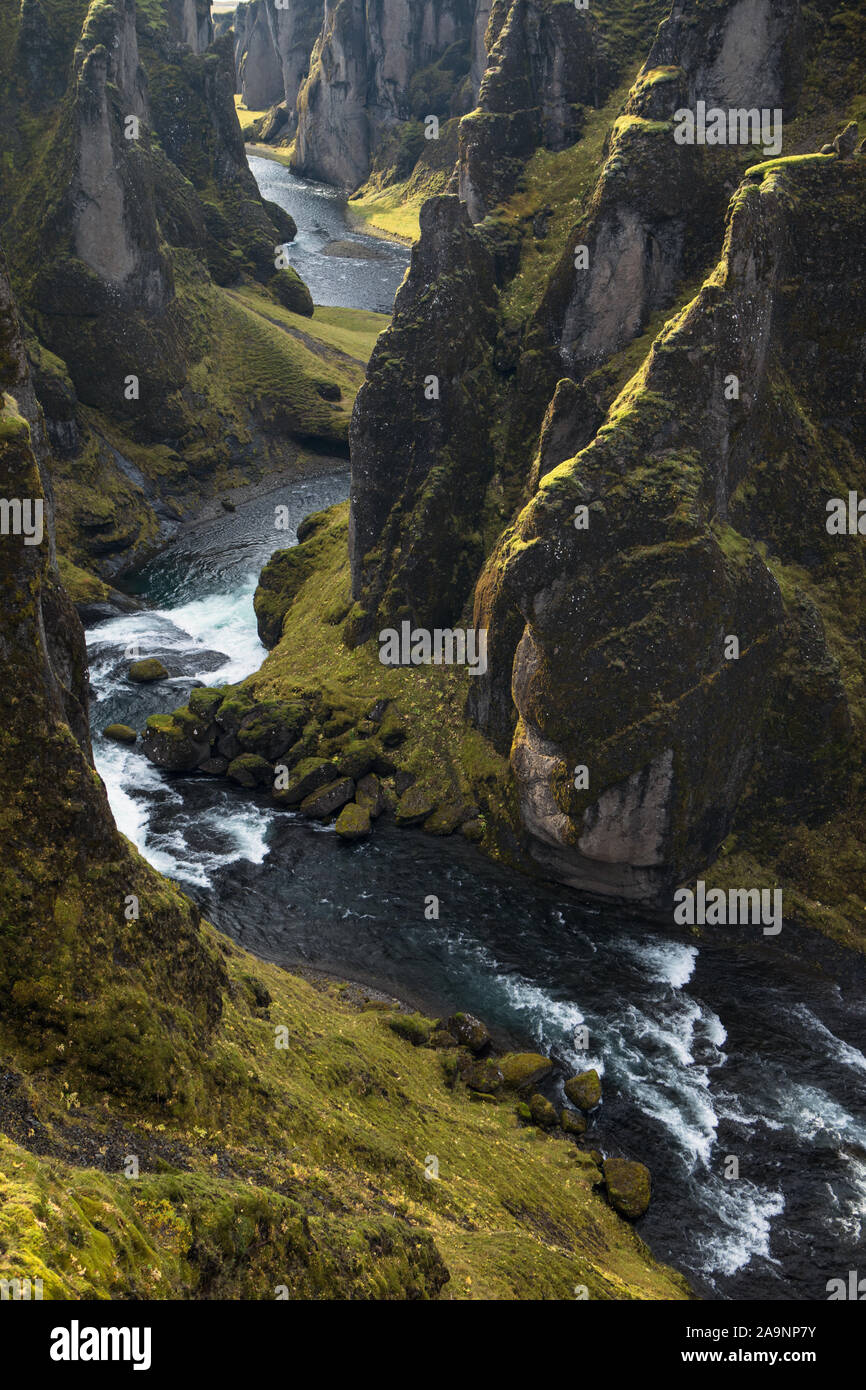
[458,0,613,222]
[546,0,802,375]
[292,0,476,187]
[235,0,323,120]
[489,157,861,903]
[348,194,500,635]
[0,248,226,1094]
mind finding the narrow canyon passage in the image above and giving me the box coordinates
[82,162,866,1303]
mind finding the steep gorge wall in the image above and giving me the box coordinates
[0,0,326,583]
[292,0,476,186]
[346,0,866,915]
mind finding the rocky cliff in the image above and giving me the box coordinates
[342,0,866,936]
[234,0,323,126]
[0,0,341,591]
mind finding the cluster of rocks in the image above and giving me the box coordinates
[130,674,485,845]
[377,1006,652,1221]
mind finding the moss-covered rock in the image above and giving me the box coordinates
[603,1158,652,1220]
[355,772,387,818]
[269,268,314,317]
[564,1070,602,1112]
[499,1052,553,1091]
[227,754,274,788]
[335,802,371,840]
[395,784,438,827]
[128,658,169,683]
[528,1093,558,1128]
[299,777,355,818]
[560,1108,587,1137]
[142,714,208,771]
[445,1013,491,1054]
[273,756,338,806]
[103,724,137,745]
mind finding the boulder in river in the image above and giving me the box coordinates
[227,754,274,788]
[128,658,168,683]
[564,1069,602,1111]
[335,802,371,840]
[273,756,338,806]
[300,777,355,819]
[141,714,211,771]
[237,700,308,761]
[603,1158,651,1220]
[395,783,437,826]
[103,724,137,745]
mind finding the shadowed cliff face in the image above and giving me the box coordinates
[0,248,227,1097]
[234,0,323,120]
[292,0,476,187]
[457,0,614,222]
[498,159,863,902]
[347,0,866,909]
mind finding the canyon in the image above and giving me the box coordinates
[1,0,865,1305]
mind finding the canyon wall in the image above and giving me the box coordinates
[346,0,866,909]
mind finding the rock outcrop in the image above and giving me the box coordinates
[346,0,866,917]
[292,0,476,187]
[234,0,323,121]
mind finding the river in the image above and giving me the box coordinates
[83,164,866,1303]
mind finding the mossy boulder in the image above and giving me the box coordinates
[335,802,371,840]
[142,714,208,771]
[564,1070,602,1112]
[423,802,464,836]
[237,701,308,761]
[128,658,168,683]
[355,773,387,818]
[499,1052,553,1091]
[528,1093,558,1128]
[560,1108,587,1137]
[103,724,136,745]
[395,784,438,827]
[227,754,274,788]
[273,757,338,806]
[300,778,355,819]
[189,687,228,720]
[445,1013,491,1054]
[336,739,380,780]
[603,1159,651,1220]
[427,1028,457,1049]
[269,268,314,317]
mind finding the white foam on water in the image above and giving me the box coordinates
[619,935,699,989]
[151,580,265,684]
[94,739,178,849]
[692,1180,785,1278]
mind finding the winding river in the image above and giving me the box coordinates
[84,162,866,1302]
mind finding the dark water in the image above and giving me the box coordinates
[248,154,411,312]
[85,482,866,1303]
[81,161,866,1301]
